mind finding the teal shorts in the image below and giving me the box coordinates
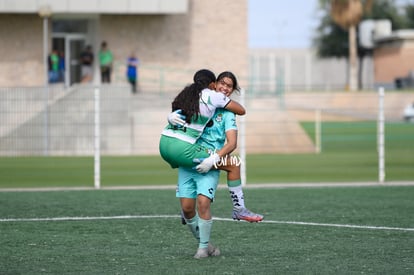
[159,135,210,168]
[176,167,220,200]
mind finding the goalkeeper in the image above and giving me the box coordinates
[169,71,263,259]
[170,71,263,222]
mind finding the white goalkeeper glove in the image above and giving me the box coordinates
[193,153,220,174]
[167,109,186,127]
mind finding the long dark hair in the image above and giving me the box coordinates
[172,69,216,123]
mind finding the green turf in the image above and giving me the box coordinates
[0,121,413,188]
[1,187,413,274]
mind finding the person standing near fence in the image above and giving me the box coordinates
[80,45,94,83]
[126,52,139,93]
[99,41,113,83]
[48,48,60,83]
[58,51,65,83]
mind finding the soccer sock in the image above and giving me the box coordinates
[185,214,200,241]
[198,218,212,249]
[228,180,245,210]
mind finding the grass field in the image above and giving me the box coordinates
[1,121,413,273]
[1,186,413,274]
[0,121,413,188]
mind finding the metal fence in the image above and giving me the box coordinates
[1,84,413,157]
[0,84,173,156]
[1,84,413,186]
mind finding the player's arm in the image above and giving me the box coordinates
[224,100,246,116]
[194,129,236,173]
[216,129,237,157]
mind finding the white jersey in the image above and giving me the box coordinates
[161,88,231,144]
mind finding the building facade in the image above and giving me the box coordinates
[373,30,414,89]
[0,0,248,88]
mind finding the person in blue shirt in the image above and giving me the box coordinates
[126,52,139,93]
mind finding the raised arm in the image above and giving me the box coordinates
[224,100,246,116]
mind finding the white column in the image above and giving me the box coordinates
[239,88,246,186]
[94,87,101,189]
[378,87,385,183]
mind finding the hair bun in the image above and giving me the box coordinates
[193,69,216,85]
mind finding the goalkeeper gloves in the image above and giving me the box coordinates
[193,153,220,173]
[168,109,186,127]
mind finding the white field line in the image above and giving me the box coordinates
[1,181,414,192]
[1,214,413,232]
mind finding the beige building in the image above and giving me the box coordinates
[0,0,248,89]
[373,30,414,89]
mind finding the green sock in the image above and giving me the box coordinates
[185,214,199,241]
[198,218,212,249]
[227,179,241,188]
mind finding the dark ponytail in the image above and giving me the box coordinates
[172,69,216,123]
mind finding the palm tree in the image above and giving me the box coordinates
[323,0,373,91]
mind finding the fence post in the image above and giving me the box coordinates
[277,68,285,110]
[42,14,49,156]
[378,87,385,183]
[315,109,321,153]
[159,67,165,95]
[240,88,246,186]
[94,87,101,189]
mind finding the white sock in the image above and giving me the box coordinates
[229,185,245,210]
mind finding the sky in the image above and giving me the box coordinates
[248,0,320,49]
[248,0,412,49]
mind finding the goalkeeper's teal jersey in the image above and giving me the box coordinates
[196,108,237,151]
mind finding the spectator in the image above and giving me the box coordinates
[48,49,59,83]
[58,51,65,83]
[80,45,94,83]
[99,41,113,83]
[126,52,139,93]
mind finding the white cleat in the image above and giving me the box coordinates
[208,243,220,256]
[194,248,209,259]
[232,208,264,223]
[194,243,220,259]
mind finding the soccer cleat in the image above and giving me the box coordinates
[232,208,264,223]
[194,243,220,259]
[193,248,209,259]
[207,243,220,256]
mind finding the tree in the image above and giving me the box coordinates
[315,0,408,90]
[322,0,373,91]
[403,3,414,28]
